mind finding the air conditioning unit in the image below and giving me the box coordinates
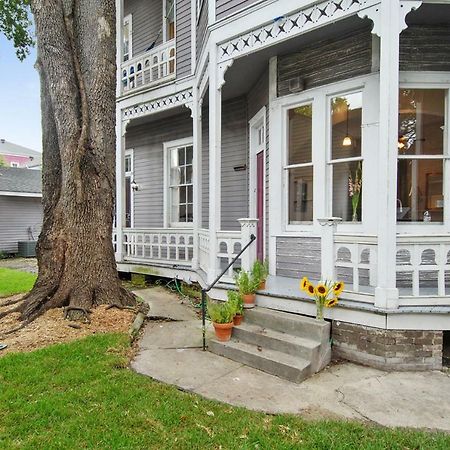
[18,241,37,258]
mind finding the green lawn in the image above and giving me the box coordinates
[0,267,37,297]
[0,334,448,449]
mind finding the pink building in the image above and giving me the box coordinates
[0,139,41,169]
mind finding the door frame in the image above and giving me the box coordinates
[249,106,267,259]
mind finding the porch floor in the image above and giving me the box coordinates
[131,287,450,431]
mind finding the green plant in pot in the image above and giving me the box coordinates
[207,300,236,342]
[252,259,269,290]
[234,270,259,308]
[227,290,244,325]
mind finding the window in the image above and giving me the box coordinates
[10,162,19,168]
[286,104,313,224]
[330,92,363,222]
[164,0,176,41]
[167,142,194,226]
[397,89,446,223]
[123,15,132,62]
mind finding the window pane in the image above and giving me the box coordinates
[331,92,362,160]
[170,166,180,185]
[187,204,193,222]
[186,165,193,184]
[333,161,362,222]
[288,166,313,223]
[178,147,185,165]
[288,104,312,165]
[180,186,186,203]
[179,205,187,222]
[187,185,193,203]
[397,159,443,222]
[186,146,193,164]
[398,89,445,156]
[125,155,132,173]
[170,187,180,222]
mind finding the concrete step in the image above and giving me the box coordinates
[209,339,312,384]
[233,322,320,361]
[245,307,330,344]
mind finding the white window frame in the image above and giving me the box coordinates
[163,137,194,228]
[123,14,133,62]
[163,0,176,43]
[396,72,450,233]
[125,149,134,228]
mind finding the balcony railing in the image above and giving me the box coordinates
[121,40,176,94]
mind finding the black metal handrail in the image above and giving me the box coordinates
[201,234,256,351]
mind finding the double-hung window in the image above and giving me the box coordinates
[122,15,132,62]
[286,104,314,224]
[329,92,363,222]
[397,88,447,223]
[166,140,194,227]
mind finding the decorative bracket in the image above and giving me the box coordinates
[184,101,194,119]
[358,0,422,37]
[121,119,130,137]
[217,59,234,91]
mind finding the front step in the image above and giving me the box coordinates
[209,307,331,383]
[209,339,311,384]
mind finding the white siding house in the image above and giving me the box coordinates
[115,0,450,370]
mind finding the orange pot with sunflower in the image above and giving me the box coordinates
[300,277,344,320]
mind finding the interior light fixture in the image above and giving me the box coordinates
[342,104,352,147]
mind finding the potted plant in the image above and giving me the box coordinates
[252,259,269,290]
[234,270,259,308]
[227,290,244,325]
[207,300,236,341]
[300,276,344,320]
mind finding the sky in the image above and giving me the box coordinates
[0,34,42,152]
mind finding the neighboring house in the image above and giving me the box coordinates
[114,0,450,371]
[0,167,42,254]
[0,139,42,169]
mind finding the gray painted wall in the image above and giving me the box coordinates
[276,237,321,280]
[125,0,163,57]
[176,0,192,78]
[216,0,259,20]
[126,110,193,228]
[277,25,372,97]
[0,196,42,253]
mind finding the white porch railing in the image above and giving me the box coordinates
[396,236,450,301]
[121,40,176,94]
[217,230,242,283]
[122,228,193,266]
[199,228,210,274]
[334,235,378,298]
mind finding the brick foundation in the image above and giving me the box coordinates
[332,321,443,370]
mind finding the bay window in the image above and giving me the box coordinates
[330,92,363,222]
[397,88,446,223]
[286,104,313,224]
[166,140,194,227]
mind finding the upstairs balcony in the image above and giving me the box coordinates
[121,39,176,95]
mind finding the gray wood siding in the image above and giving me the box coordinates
[276,237,321,280]
[0,196,42,253]
[201,98,249,230]
[277,26,372,97]
[216,0,259,20]
[221,97,249,230]
[125,111,193,228]
[400,25,450,72]
[176,0,192,78]
[125,0,163,57]
[196,0,208,61]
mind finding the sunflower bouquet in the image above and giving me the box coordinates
[300,277,344,320]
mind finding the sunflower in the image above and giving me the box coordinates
[333,281,345,296]
[300,276,310,292]
[326,298,339,308]
[306,283,315,297]
[315,283,328,296]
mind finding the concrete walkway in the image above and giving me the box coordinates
[132,287,450,432]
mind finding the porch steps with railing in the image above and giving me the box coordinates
[209,307,331,384]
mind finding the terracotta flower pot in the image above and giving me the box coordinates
[242,293,256,308]
[258,279,266,290]
[233,314,243,326]
[213,322,234,341]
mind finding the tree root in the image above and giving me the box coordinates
[105,304,137,311]
[0,304,24,321]
[0,296,25,308]
[64,306,91,323]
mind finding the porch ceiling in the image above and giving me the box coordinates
[222,15,370,101]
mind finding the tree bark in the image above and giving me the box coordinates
[20,0,135,322]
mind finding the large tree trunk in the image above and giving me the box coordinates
[19,0,135,322]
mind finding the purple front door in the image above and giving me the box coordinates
[256,151,264,261]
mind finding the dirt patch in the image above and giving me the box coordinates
[0,296,136,356]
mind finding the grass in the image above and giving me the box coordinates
[0,334,449,449]
[0,268,37,297]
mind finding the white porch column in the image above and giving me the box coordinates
[318,218,341,281]
[192,88,202,270]
[374,0,403,309]
[207,47,222,283]
[115,111,127,262]
[238,218,258,272]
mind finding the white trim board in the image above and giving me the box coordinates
[0,191,42,198]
